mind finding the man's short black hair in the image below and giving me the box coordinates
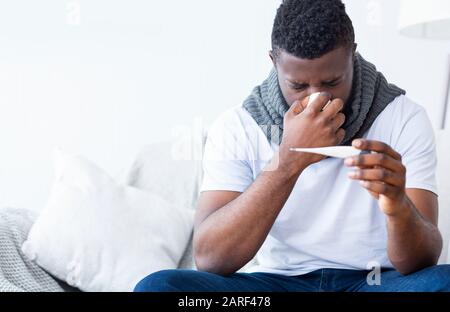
[271,0,355,60]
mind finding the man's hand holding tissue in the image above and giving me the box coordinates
[277,92,346,175]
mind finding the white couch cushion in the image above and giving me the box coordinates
[126,140,203,218]
[125,133,205,270]
[22,149,194,291]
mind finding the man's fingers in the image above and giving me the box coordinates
[348,168,404,187]
[352,139,402,161]
[345,152,405,173]
[286,99,304,118]
[335,128,346,145]
[322,98,344,119]
[359,180,397,197]
[331,113,346,130]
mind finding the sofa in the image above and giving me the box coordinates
[0,128,449,291]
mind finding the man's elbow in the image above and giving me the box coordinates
[193,239,238,276]
[392,256,440,276]
[194,252,237,276]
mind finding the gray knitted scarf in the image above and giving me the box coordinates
[243,53,405,145]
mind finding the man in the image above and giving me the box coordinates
[135,0,450,291]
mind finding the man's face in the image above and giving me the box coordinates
[272,46,355,109]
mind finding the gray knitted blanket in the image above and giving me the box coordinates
[243,53,405,145]
[0,207,75,292]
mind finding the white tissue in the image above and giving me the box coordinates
[308,92,332,110]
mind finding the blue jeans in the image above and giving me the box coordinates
[134,265,450,292]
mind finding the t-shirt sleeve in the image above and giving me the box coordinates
[200,111,254,193]
[392,105,438,195]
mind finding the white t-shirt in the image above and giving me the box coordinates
[200,95,437,276]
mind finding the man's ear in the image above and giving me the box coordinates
[269,50,277,67]
[352,43,358,56]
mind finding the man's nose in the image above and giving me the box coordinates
[307,88,333,99]
[307,87,323,96]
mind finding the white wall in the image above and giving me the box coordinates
[0,0,449,211]
[0,0,279,211]
[343,0,450,127]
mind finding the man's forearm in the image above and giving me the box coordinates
[194,155,304,275]
[387,196,442,275]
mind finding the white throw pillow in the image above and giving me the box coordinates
[22,149,194,292]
